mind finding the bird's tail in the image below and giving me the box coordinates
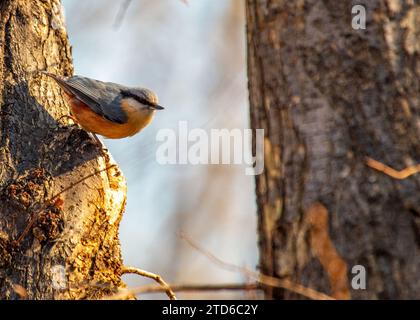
[39,71,74,95]
[39,70,63,81]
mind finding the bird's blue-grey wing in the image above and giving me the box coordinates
[44,73,128,124]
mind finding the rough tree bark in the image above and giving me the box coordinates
[247,0,420,299]
[0,0,127,299]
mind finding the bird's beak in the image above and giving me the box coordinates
[149,104,164,110]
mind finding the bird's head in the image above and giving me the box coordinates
[120,88,164,114]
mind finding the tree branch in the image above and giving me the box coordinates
[105,282,259,300]
[113,0,132,29]
[365,157,420,179]
[121,266,176,300]
[179,232,335,300]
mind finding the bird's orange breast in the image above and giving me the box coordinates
[66,97,154,139]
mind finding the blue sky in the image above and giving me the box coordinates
[61,0,257,299]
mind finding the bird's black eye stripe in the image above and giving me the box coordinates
[121,89,155,107]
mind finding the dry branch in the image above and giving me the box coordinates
[106,282,260,300]
[179,232,335,300]
[121,266,176,300]
[365,157,420,179]
[113,0,132,29]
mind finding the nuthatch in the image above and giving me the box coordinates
[41,72,164,139]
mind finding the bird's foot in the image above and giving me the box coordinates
[90,133,109,155]
[58,114,78,126]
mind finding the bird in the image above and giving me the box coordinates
[41,71,164,139]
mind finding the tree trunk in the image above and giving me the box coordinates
[0,0,127,299]
[247,0,420,299]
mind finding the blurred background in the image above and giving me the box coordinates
[61,0,258,299]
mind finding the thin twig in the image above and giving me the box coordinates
[121,266,176,300]
[179,232,335,300]
[105,282,259,300]
[14,164,117,245]
[112,0,190,30]
[365,157,420,179]
[140,282,260,294]
[113,0,133,29]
